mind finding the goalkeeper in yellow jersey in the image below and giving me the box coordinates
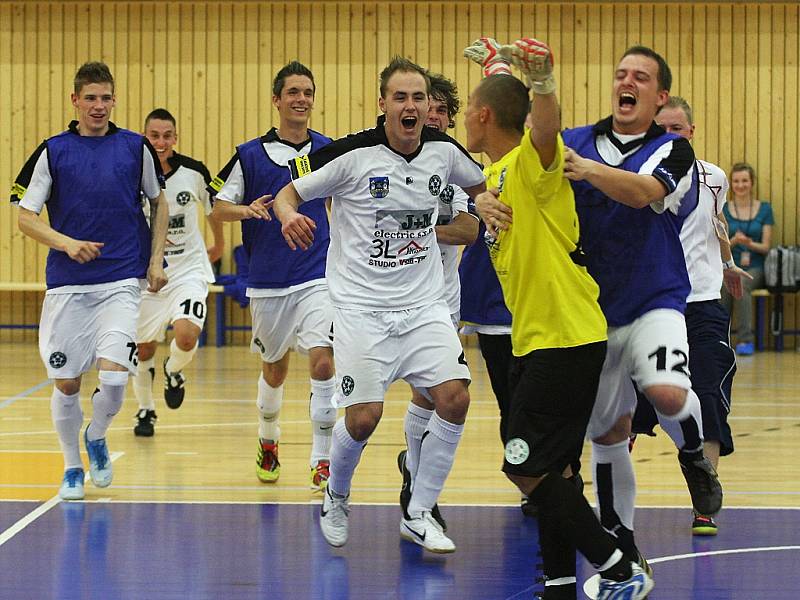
[462,37,653,600]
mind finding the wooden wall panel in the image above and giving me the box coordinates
[1,1,799,342]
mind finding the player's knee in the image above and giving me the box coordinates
[137,342,158,362]
[55,378,81,396]
[645,384,687,417]
[344,404,382,441]
[593,414,632,445]
[262,362,288,387]
[309,350,334,381]
[174,334,198,352]
[433,384,470,423]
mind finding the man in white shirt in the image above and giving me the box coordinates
[131,108,224,436]
[271,57,486,554]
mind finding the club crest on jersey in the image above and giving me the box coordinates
[341,375,355,396]
[428,174,442,196]
[439,184,454,205]
[176,191,192,206]
[369,177,390,198]
[49,351,67,369]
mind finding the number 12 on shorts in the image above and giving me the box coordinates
[648,346,688,376]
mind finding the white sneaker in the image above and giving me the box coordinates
[597,561,654,600]
[400,511,456,553]
[320,486,349,547]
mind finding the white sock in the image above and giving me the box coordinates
[591,440,636,533]
[328,417,367,498]
[165,339,197,374]
[657,388,705,454]
[51,388,83,470]
[309,377,337,466]
[257,375,282,441]
[404,402,433,481]
[86,371,128,441]
[407,411,462,518]
[132,357,155,410]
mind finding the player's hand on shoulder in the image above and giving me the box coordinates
[475,188,512,238]
[65,239,104,264]
[563,146,592,181]
[244,194,274,220]
[146,264,168,293]
[281,213,317,251]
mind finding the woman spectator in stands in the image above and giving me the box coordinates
[721,162,774,355]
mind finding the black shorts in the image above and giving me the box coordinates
[632,300,735,455]
[502,341,607,478]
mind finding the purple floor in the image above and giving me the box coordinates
[0,502,797,599]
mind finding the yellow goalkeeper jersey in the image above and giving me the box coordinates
[487,131,607,356]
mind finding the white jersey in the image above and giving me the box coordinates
[680,159,728,302]
[436,184,474,315]
[150,153,215,286]
[289,124,484,311]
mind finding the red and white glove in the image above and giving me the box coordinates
[509,37,556,94]
[463,37,513,77]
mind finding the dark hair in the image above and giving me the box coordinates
[272,61,315,97]
[659,96,693,125]
[731,162,756,183]
[73,61,114,95]
[379,56,430,98]
[473,75,529,135]
[427,72,460,128]
[621,46,672,92]
[144,108,176,129]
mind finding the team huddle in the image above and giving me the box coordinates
[11,34,748,600]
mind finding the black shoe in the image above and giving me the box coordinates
[163,358,186,409]
[520,495,539,518]
[397,450,447,531]
[134,409,157,437]
[679,452,723,516]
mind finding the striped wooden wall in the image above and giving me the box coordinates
[2,1,799,343]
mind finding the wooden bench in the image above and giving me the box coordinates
[0,282,225,347]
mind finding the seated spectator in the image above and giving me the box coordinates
[721,162,774,355]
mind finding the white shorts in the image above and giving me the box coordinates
[333,301,471,408]
[587,308,691,439]
[137,279,209,343]
[249,285,333,363]
[39,285,141,379]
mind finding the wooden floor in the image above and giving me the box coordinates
[1,339,799,509]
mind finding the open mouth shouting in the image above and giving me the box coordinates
[401,115,418,132]
[618,92,637,113]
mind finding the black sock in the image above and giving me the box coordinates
[529,474,618,570]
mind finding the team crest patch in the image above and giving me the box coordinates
[369,177,389,198]
[341,375,355,396]
[439,184,454,205]
[176,191,192,206]
[49,351,67,369]
[428,174,442,196]
[504,438,529,465]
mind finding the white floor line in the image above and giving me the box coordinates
[0,451,123,547]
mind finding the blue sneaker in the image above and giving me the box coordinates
[84,427,113,487]
[59,467,85,500]
[597,562,654,599]
[736,342,754,356]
